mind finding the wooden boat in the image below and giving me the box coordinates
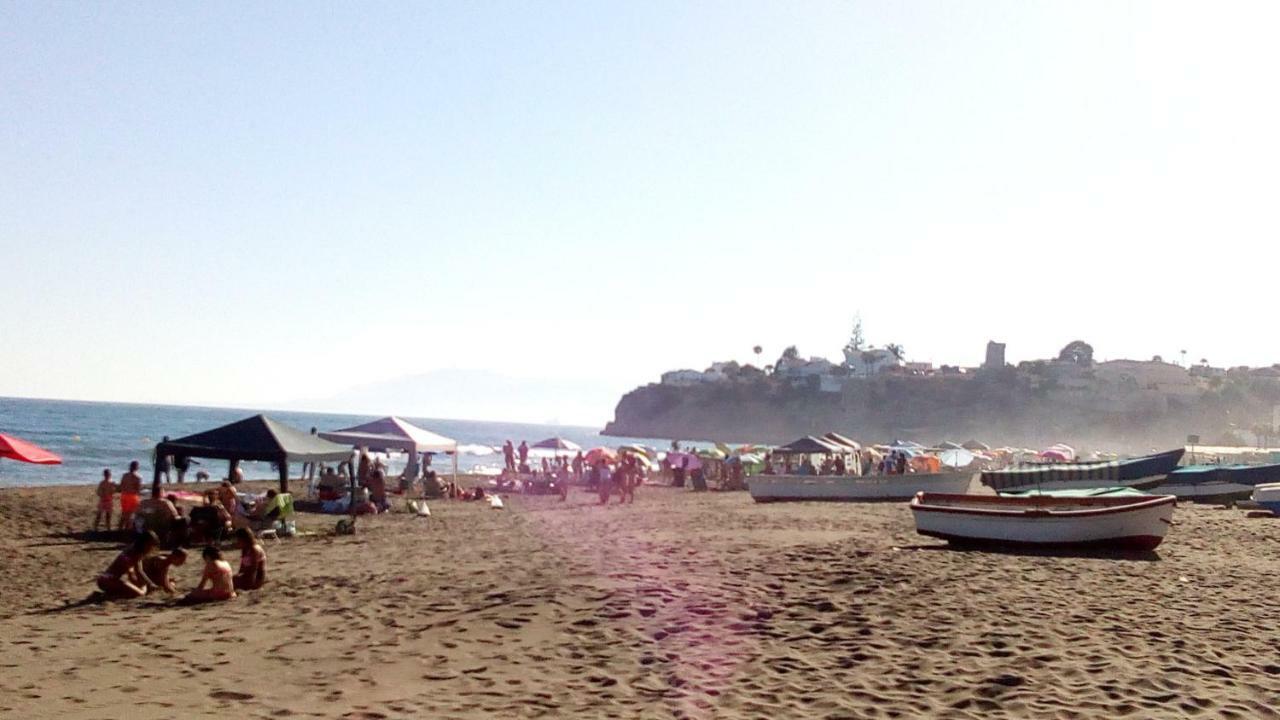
[1159,464,1280,504]
[980,449,1184,492]
[910,491,1176,550]
[748,471,973,502]
[1251,483,1280,514]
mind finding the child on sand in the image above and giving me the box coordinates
[182,546,236,604]
[94,469,115,532]
[142,548,188,595]
[96,531,159,600]
[232,528,267,591]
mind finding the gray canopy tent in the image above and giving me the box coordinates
[319,416,459,484]
[152,414,355,498]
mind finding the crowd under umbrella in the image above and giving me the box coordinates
[0,433,62,468]
[152,415,354,498]
[320,416,459,485]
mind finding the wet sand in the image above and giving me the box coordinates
[2,481,1279,718]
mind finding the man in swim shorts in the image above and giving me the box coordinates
[118,461,143,532]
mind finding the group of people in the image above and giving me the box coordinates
[758,449,918,476]
[498,440,646,504]
[96,462,284,544]
[95,526,266,605]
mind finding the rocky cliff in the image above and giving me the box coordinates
[603,362,1280,453]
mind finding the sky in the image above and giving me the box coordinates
[2,1,1279,425]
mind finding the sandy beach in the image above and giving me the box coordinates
[3,481,1280,719]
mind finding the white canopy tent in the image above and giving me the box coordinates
[320,416,459,483]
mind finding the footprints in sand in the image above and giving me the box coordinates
[8,491,1280,718]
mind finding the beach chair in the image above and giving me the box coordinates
[254,493,296,539]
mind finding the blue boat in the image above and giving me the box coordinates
[1163,464,1280,504]
[981,449,1184,492]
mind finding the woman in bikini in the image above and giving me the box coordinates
[182,546,236,604]
[232,527,267,591]
[96,531,159,600]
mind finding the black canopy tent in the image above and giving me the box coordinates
[152,415,354,497]
[773,436,845,455]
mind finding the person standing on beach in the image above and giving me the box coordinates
[357,447,371,483]
[302,427,319,482]
[173,454,192,484]
[94,469,115,532]
[572,451,584,484]
[503,441,515,471]
[153,439,172,484]
[517,440,529,470]
[118,461,143,531]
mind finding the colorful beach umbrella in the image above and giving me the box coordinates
[584,447,617,464]
[0,433,62,465]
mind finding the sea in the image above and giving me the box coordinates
[0,396,669,488]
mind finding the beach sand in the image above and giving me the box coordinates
[2,481,1279,719]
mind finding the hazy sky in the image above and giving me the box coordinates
[3,1,1278,424]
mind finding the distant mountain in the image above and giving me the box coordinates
[285,368,624,427]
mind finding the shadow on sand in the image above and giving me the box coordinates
[897,542,1161,562]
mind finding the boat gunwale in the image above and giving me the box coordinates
[910,491,1176,519]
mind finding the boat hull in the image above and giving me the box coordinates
[981,449,1184,492]
[911,492,1176,550]
[1252,483,1280,514]
[749,472,973,502]
[1157,482,1254,505]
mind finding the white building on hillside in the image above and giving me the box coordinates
[842,347,903,376]
[661,369,709,386]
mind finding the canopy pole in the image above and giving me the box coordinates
[279,459,289,494]
[348,459,357,519]
[151,447,162,499]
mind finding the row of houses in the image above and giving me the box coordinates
[659,347,925,393]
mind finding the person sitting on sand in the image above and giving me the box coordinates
[365,469,388,512]
[182,546,236,605]
[317,467,346,500]
[216,481,238,515]
[189,491,232,544]
[135,492,181,542]
[142,547,188,595]
[94,469,116,532]
[96,531,159,600]
[118,461,144,532]
[232,528,267,591]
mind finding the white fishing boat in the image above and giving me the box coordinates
[748,471,973,502]
[910,491,1176,550]
[1252,483,1280,514]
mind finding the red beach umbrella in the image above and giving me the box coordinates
[0,433,62,465]
[584,447,617,464]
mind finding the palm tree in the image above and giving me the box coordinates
[885,343,905,362]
